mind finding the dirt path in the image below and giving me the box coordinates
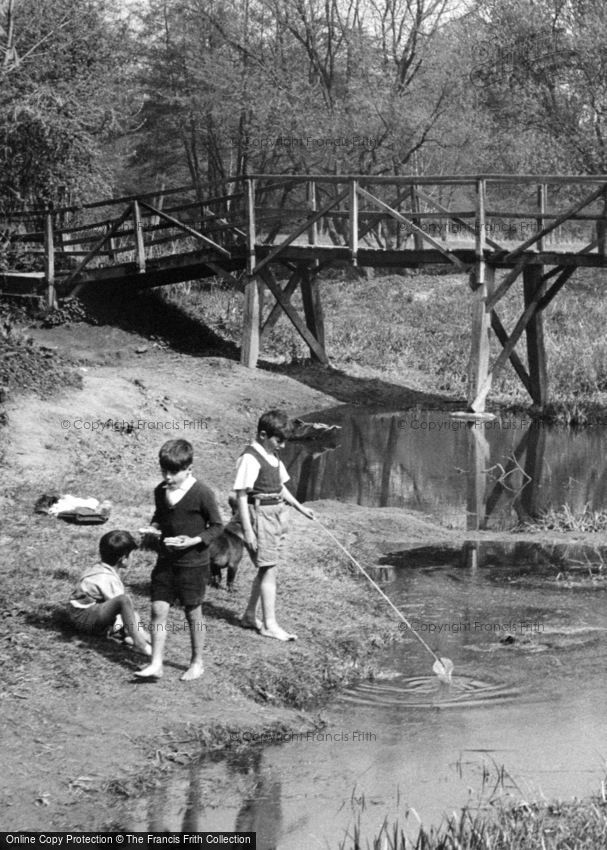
[1,321,601,831]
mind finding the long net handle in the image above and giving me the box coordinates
[316,520,443,666]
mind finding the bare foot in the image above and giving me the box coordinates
[240,615,262,631]
[180,662,204,682]
[260,625,297,641]
[134,663,163,679]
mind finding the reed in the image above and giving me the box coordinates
[340,792,607,849]
[521,504,607,533]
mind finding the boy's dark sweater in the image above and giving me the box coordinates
[152,480,223,568]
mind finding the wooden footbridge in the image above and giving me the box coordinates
[3,173,607,412]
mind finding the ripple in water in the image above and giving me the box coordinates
[341,673,519,709]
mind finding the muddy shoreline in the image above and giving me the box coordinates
[2,321,606,832]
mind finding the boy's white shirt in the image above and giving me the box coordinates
[164,472,196,506]
[69,562,125,608]
[233,440,289,491]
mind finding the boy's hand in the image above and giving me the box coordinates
[139,526,162,537]
[164,535,198,550]
[300,506,316,521]
[244,531,257,551]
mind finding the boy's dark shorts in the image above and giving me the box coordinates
[151,561,209,607]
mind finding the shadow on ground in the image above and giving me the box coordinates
[78,286,240,360]
[58,286,464,413]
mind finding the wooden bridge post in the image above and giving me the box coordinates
[537,183,547,252]
[300,264,326,362]
[410,185,424,251]
[43,205,57,309]
[523,265,548,407]
[466,424,490,531]
[307,180,318,247]
[467,178,494,412]
[597,185,607,256]
[349,179,358,266]
[241,178,260,368]
[132,200,146,273]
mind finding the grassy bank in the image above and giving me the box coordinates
[3,272,607,835]
[3,340,435,830]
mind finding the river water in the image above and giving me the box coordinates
[283,408,607,530]
[123,410,607,847]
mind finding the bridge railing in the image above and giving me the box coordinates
[3,174,607,308]
[243,174,607,267]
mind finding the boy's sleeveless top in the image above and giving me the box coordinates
[242,446,282,494]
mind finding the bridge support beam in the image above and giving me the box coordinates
[523,265,548,407]
[300,266,326,362]
[467,265,494,413]
[241,276,261,368]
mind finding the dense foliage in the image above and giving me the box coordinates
[2,0,607,207]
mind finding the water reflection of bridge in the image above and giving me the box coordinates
[283,410,607,532]
[3,174,607,411]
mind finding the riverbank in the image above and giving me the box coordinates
[2,275,607,839]
[0,317,475,831]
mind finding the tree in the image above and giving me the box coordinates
[465,0,607,174]
[0,0,137,212]
[131,0,467,198]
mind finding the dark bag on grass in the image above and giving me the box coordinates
[56,507,109,525]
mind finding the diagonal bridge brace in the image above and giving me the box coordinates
[470,231,599,411]
[356,186,470,272]
[63,204,134,291]
[258,266,329,365]
[251,189,349,277]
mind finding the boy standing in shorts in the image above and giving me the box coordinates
[135,439,223,681]
[233,409,315,641]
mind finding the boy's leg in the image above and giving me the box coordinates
[181,604,205,681]
[242,570,263,630]
[134,600,170,678]
[257,565,296,641]
[115,595,152,654]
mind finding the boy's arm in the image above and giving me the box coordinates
[149,486,162,532]
[280,485,315,520]
[237,489,257,550]
[166,486,223,550]
[195,487,224,547]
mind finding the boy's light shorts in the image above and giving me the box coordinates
[227,503,288,568]
[252,503,288,567]
[68,599,118,634]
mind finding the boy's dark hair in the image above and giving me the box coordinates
[257,409,290,441]
[99,530,138,566]
[158,439,194,472]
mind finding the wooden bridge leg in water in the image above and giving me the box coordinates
[467,266,495,413]
[466,424,490,531]
[523,265,548,407]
